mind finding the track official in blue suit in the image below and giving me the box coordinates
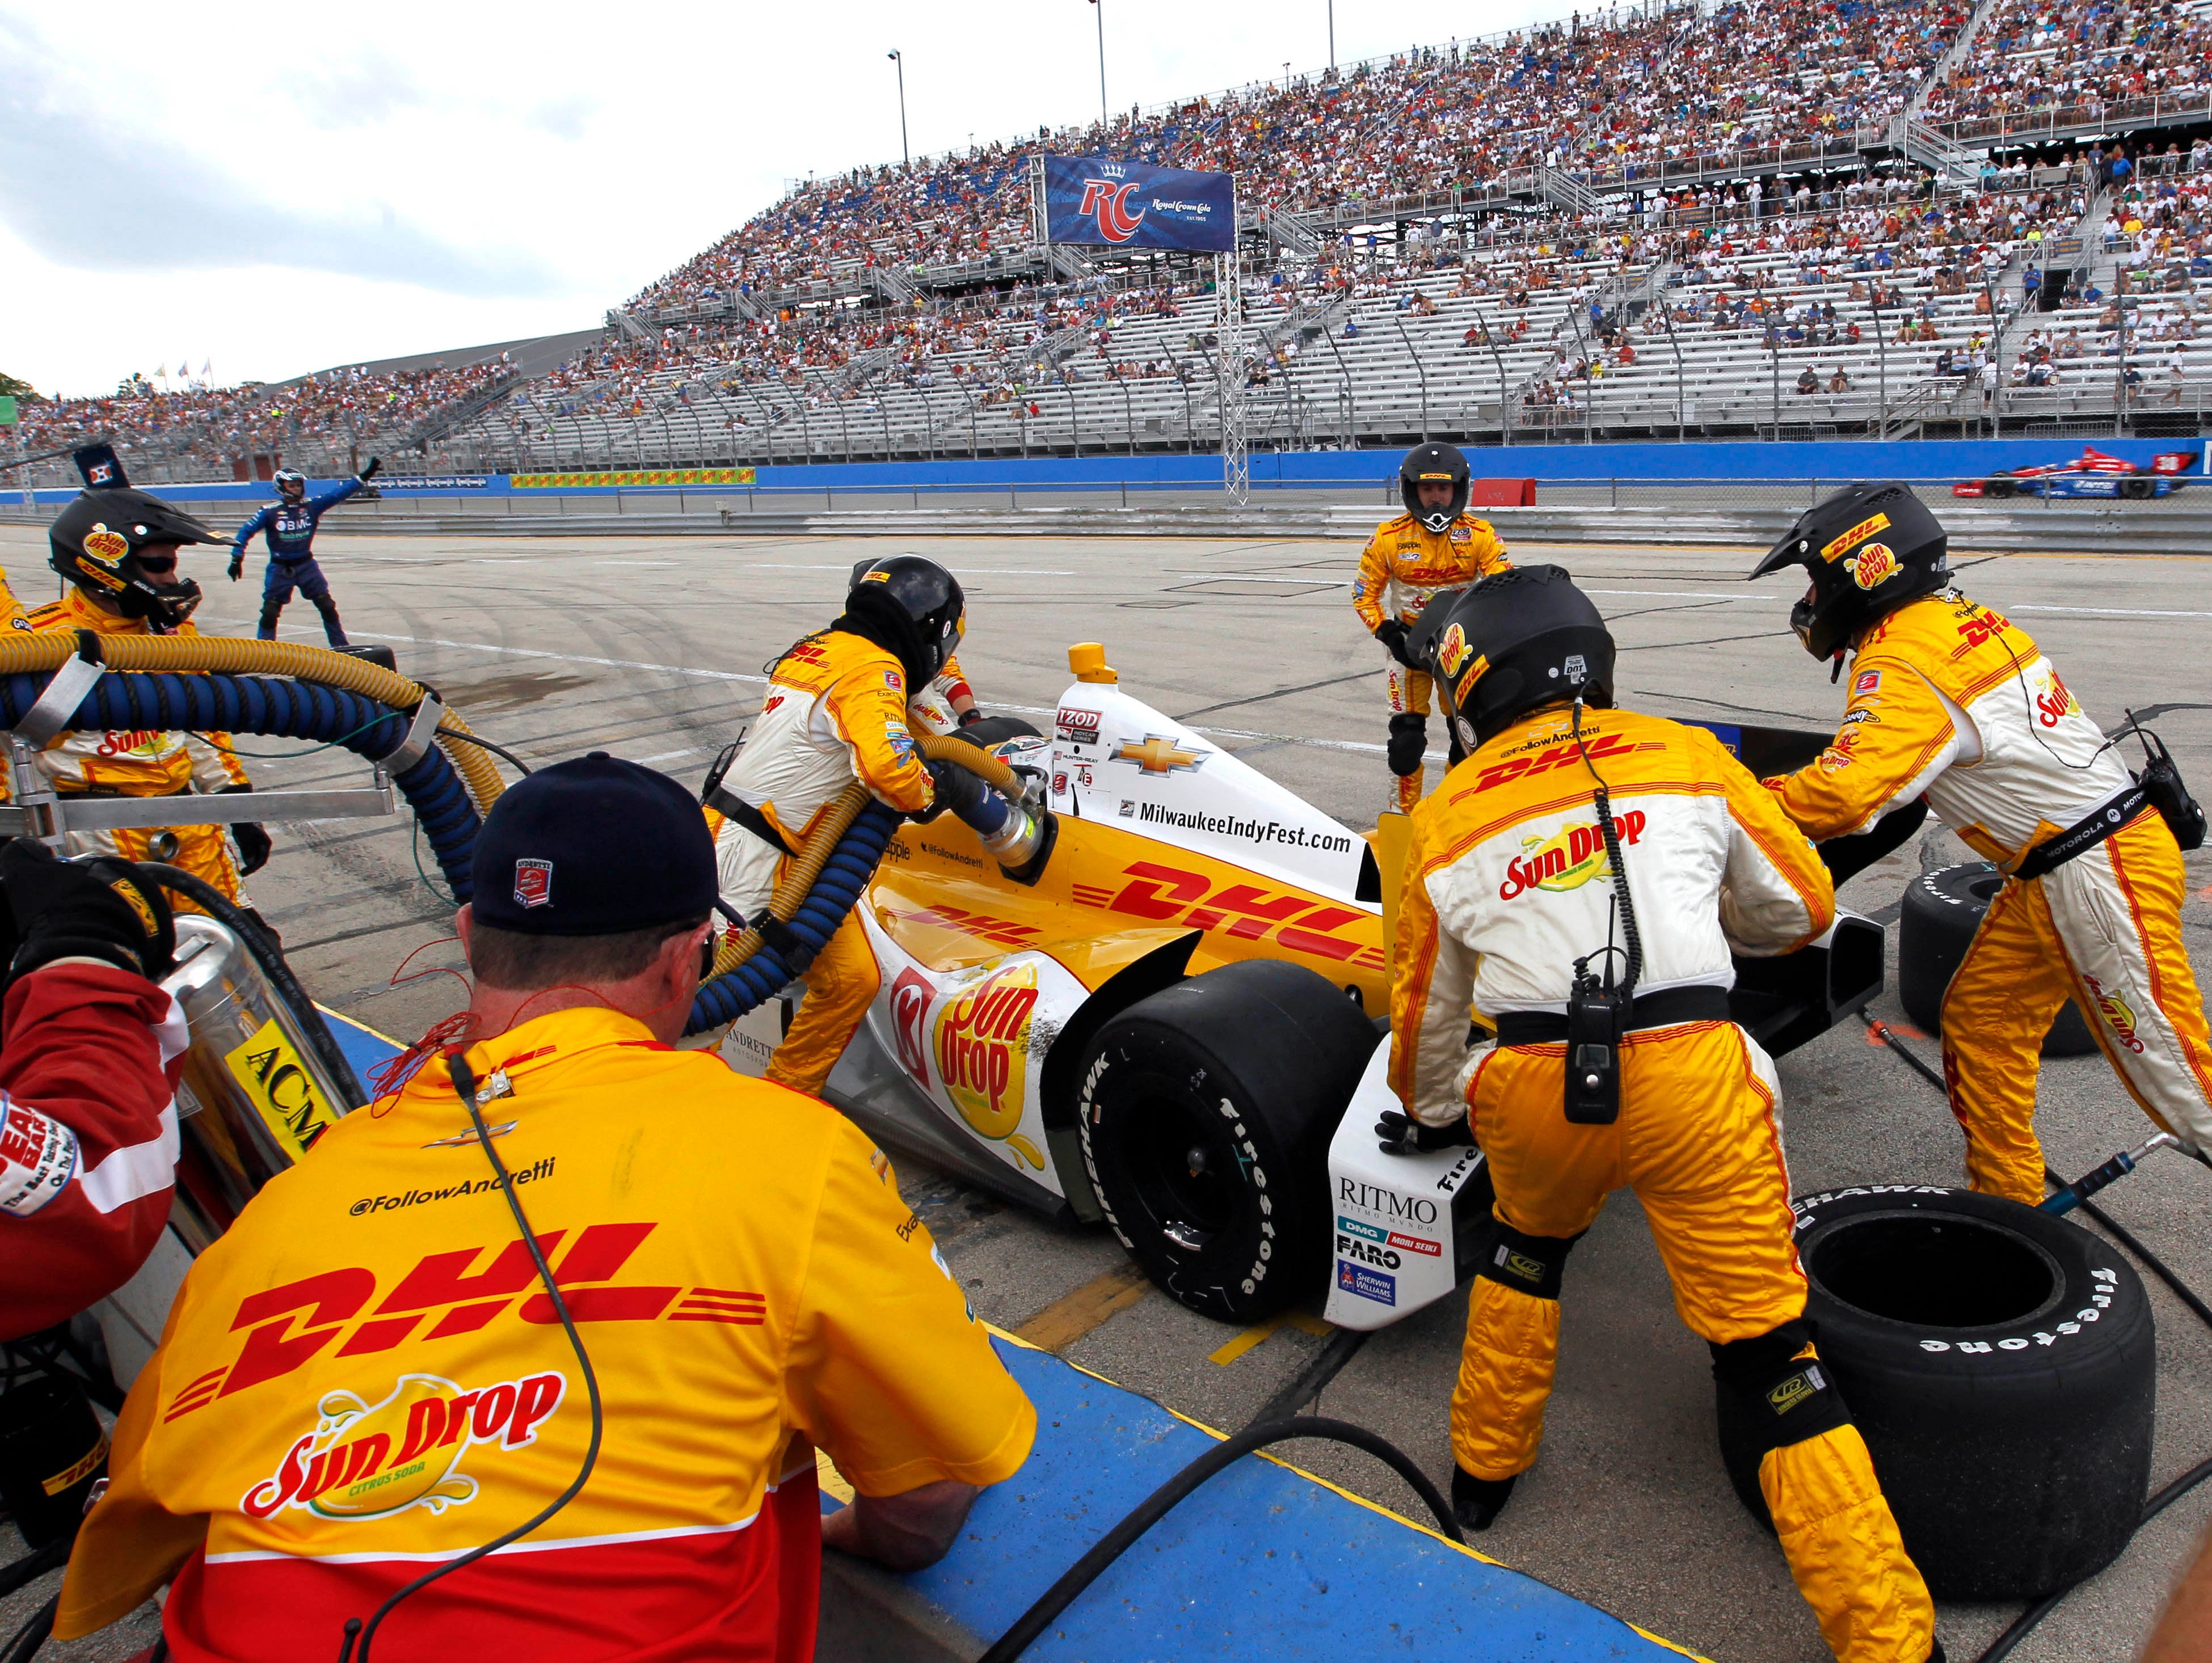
[226,457,380,644]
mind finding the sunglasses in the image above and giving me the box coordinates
[136,553,180,576]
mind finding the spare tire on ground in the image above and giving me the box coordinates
[1898,860,2098,1056]
[1077,959,1379,1324]
[1719,1185,2154,1599]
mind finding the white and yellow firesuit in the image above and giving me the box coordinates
[907,651,976,736]
[713,630,935,1095]
[1771,589,2212,1204]
[1393,701,1936,1663]
[12,589,253,910]
[1351,513,1510,813]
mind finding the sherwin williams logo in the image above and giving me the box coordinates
[1497,811,1646,900]
[1337,1261,1396,1305]
[241,1370,564,1522]
[934,964,1044,1169]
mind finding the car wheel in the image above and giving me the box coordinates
[953,715,1043,748]
[1719,1185,2154,1599]
[1898,862,2097,1056]
[1077,960,1379,1324]
[1987,476,2019,498]
[2118,476,2155,500]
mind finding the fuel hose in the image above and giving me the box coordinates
[685,735,1033,1037]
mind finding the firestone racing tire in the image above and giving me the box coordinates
[951,715,1043,748]
[1898,860,2098,1057]
[1719,1185,2154,1599]
[1077,960,1380,1325]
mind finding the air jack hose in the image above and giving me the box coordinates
[684,736,1034,1037]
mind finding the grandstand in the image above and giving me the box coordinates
[15,0,2210,486]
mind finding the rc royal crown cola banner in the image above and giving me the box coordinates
[1042,156,1236,253]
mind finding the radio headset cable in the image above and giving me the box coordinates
[338,1053,603,1663]
[1860,1015,2212,1660]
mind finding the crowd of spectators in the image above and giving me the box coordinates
[1919,0,2212,129]
[16,360,516,482]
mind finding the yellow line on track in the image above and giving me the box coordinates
[1012,1261,1153,1352]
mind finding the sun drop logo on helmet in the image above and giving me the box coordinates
[1820,511,1890,563]
[934,963,1045,1170]
[1498,811,1646,900]
[1436,623,1476,679]
[81,528,128,565]
[240,1369,565,1524]
[1849,542,1901,590]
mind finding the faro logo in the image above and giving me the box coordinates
[935,963,1045,1168]
[1077,179,1146,243]
[1498,811,1646,900]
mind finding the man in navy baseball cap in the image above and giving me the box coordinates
[459,752,718,1029]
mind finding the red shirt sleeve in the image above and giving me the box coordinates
[0,963,186,1340]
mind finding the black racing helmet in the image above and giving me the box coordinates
[49,449,218,630]
[848,554,966,679]
[1414,565,1615,753]
[1751,481,1949,662]
[1400,440,1471,533]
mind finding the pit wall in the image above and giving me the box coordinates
[13,436,2205,508]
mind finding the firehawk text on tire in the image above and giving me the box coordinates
[1077,960,1380,1324]
[1718,1185,2154,1599]
[1898,860,2097,1056]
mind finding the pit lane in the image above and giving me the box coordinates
[3,520,2206,1663]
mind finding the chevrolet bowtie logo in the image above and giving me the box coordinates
[1114,735,1206,774]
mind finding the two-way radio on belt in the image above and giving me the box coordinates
[1562,678,1641,1127]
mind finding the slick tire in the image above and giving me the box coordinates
[952,715,1043,748]
[1718,1185,2154,1599]
[1986,476,2019,499]
[1897,861,2098,1056]
[2118,476,2156,501]
[1077,960,1379,1324]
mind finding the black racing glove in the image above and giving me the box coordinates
[359,456,382,483]
[1376,1108,1476,1157]
[1373,619,1419,670]
[956,706,984,728]
[913,755,987,825]
[1,839,176,984]
[227,551,245,583]
[219,784,272,876]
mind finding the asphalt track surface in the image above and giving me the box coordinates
[2,519,2207,1663]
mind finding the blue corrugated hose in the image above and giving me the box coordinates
[685,800,903,1035]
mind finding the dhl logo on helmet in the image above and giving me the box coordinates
[1498,811,1647,900]
[1819,511,1890,563]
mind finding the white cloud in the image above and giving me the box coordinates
[5,0,1562,398]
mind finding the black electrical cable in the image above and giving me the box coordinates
[976,1416,1461,1663]
[341,1054,602,1663]
[0,1595,54,1663]
[0,1540,66,1601]
[426,728,534,776]
[1860,1013,2212,1660]
[136,863,368,1112]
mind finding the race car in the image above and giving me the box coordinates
[719,646,1884,1330]
[1954,444,2205,500]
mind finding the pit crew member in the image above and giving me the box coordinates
[55,755,1035,1661]
[27,453,270,917]
[1352,441,1511,814]
[226,459,382,647]
[707,555,972,1095]
[1754,482,2212,1203]
[1388,568,1938,1663]
[849,558,981,735]
[1,838,186,1341]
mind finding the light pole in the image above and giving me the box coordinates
[887,52,909,171]
[1328,0,1335,70]
[1086,0,1106,127]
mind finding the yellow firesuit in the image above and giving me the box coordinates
[14,589,252,909]
[1392,702,1935,1663]
[1770,590,2212,1202]
[713,630,936,1095]
[1351,512,1510,813]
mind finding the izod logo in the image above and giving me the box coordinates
[241,1370,565,1523]
[934,964,1044,1169]
[1498,811,1646,900]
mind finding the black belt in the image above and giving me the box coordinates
[2012,783,2154,883]
[1493,985,1733,1047]
[707,786,796,858]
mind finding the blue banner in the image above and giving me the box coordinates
[1041,156,1236,252]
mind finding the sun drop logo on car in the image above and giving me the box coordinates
[241,1369,565,1523]
[934,963,1047,1170]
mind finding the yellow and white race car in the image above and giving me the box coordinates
[722,645,1881,1328]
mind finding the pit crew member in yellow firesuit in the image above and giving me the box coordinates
[54,754,1035,1662]
[1353,441,1511,814]
[1383,568,1939,1663]
[850,558,981,736]
[17,448,271,921]
[707,555,1007,1096]
[1753,482,2212,1203]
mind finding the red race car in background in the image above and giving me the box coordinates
[1954,445,2207,500]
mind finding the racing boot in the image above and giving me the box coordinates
[310,594,349,647]
[256,602,284,641]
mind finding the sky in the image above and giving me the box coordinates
[3,0,1569,399]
